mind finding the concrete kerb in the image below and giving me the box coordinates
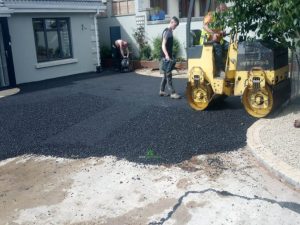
[0,88,20,98]
[247,119,300,190]
[135,68,188,78]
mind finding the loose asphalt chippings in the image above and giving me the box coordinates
[0,71,257,164]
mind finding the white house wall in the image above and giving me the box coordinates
[97,15,139,57]
[167,0,179,18]
[98,0,205,59]
[145,20,203,58]
[98,16,203,59]
[99,19,204,59]
[8,13,99,84]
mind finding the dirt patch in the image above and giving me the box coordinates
[71,198,177,225]
[185,200,209,208]
[1,150,298,225]
[177,154,234,180]
[172,202,192,225]
[0,156,86,224]
[153,175,173,182]
[203,156,228,179]
[177,156,202,173]
[176,178,193,189]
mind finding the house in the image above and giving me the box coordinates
[0,0,105,89]
[97,0,217,59]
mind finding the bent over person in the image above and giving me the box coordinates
[113,39,129,71]
[159,16,181,99]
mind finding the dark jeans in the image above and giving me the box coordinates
[112,45,121,70]
[213,40,229,72]
[160,59,175,94]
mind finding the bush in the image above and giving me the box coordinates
[152,37,162,60]
[152,36,181,60]
[133,26,152,60]
[100,45,112,59]
[140,44,152,60]
[133,26,145,47]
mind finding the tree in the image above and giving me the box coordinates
[215,0,300,49]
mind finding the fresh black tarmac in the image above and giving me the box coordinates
[0,71,256,164]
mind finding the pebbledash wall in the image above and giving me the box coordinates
[9,13,99,84]
[97,0,205,59]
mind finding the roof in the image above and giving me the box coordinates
[1,0,106,13]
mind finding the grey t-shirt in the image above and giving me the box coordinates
[161,28,173,58]
[162,28,173,40]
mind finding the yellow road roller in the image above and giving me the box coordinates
[185,1,291,118]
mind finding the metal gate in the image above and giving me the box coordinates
[291,50,300,100]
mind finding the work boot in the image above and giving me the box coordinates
[159,91,169,97]
[170,93,181,99]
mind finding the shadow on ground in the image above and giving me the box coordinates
[16,71,117,94]
[0,72,257,165]
[273,97,300,118]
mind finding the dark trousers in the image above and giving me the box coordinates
[112,45,122,70]
[160,59,175,93]
[213,40,229,72]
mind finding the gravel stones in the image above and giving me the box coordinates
[260,98,300,170]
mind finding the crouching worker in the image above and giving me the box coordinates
[159,16,181,99]
[112,39,129,71]
[199,3,228,77]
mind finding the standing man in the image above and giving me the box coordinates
[159,16,181,99]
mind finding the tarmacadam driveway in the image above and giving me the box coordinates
[0,71,300,225]
[0,71,255,163]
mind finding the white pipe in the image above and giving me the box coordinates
[94,8,101,68]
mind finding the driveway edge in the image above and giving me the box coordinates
[247,119,300,190]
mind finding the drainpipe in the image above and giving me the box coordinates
[94,8,102,72]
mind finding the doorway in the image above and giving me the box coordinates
[110,26,121,48]
[110,26,121,69]
[0,17,16,89]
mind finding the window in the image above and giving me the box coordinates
[179,0,216,18]
[150,0,167,14]
[179,0,194,18]
[112,0,135,16]
[33,18,72,62]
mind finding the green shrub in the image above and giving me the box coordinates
[152,36,181,60]
[176,57,186,62]
[173,38,181,58]
[100,45,112,58]
[140,44,152,60]
[152,37,162,60]
[133,26,152,60]
[133,26,145,47]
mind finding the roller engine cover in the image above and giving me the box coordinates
[237,41,288,71]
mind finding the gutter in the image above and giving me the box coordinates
[94,8,101,72]
[3,2,106,13]
[0,0,13,17]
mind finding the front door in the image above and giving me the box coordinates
[110,26,121,49]
[0,18,16,89]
